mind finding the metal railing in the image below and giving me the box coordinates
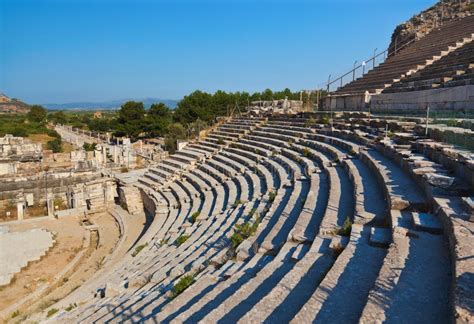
[326,38,417,93]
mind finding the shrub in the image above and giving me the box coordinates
[47,138,63,153]
[320,115,330,125]
[232,199,243,208]
[445,119,458,127]
[132,243,148,257]
[268,190,277,203]
[348,149,357,156]
[46,129,61,138]
[190,211,200,223]
[83,142,97,151]
[337,217,352,237]
[47,308,59,318]
[332,157,340,164]
[65,303,77,312]
[230,215,260,249]
[302,147,311,158]
[248,208,257,218]
[217,138,225,145]
[175,235,189,247]
[54,197,66,211]
[171,274,195,298]
[159,237,170,246]
[304,117,316,127]
[11,310,20,318]
[12,127,28,137]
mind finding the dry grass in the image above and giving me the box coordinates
[28,133,76,153]
[27,205,48,217]
[28,133,55,145]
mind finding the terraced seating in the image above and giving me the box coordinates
[333,15,474,95]
[50,115,473,323]
[384,40,474,93]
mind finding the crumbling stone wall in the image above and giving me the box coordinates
[388,0,472,55]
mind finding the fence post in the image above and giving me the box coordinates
[373,48,377,68]
[353,60,358,81]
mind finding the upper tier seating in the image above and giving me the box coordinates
[333,15,474,95]
[383,40,474,93]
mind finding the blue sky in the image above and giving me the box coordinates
[0,0,437,104]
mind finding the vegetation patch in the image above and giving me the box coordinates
[171,274,195,298]
[348,149,357,156]
[175,234,190,247]
[83,142,97,151]
[303,147,311,158]
[337,217,352,237]
[65,303,77,312]
[232,199,243,208]
[190,211,201,223]
[268,190,277,203]
[230,213,260,249]
[132,243,148,257]
[47,308,59,318]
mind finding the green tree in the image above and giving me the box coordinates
[115,101,146,139]
[147,103,172,137]
[149,103,171,117]
[164,122,187,153]
[48,111,67,124]
[27,105,47,122]
[47,138,62,153]
[83,143,97,151]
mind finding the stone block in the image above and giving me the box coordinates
[423,173,455,188]
[411,213,443,234]
[369,227,391,248]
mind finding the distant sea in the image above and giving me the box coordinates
[43,98,178,111]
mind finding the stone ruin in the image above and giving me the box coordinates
[247,98,304,116]
[41,113,473,323]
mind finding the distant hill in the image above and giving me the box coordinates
[0,93,30,113]
[43,98,179,110]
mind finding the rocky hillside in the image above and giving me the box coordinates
[0,93,30,113]
[388,0,472,56]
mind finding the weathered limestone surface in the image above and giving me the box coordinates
[0,229,53,285]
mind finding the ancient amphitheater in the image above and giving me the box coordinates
[1,2,473,324]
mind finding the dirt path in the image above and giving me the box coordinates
[0,217,85,315]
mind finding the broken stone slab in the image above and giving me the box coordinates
[291,243,309,262]
[103,282,121,297]
[411,166,448,175]
[423,173,455,188]
[329,235,349,251]
[410,160,437,168]
[369,227,391,248]
[169,264,185,277]
[235,240,253,261]
[190,256,207,272]
[461,197,474,214]
[411,213,443,234]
